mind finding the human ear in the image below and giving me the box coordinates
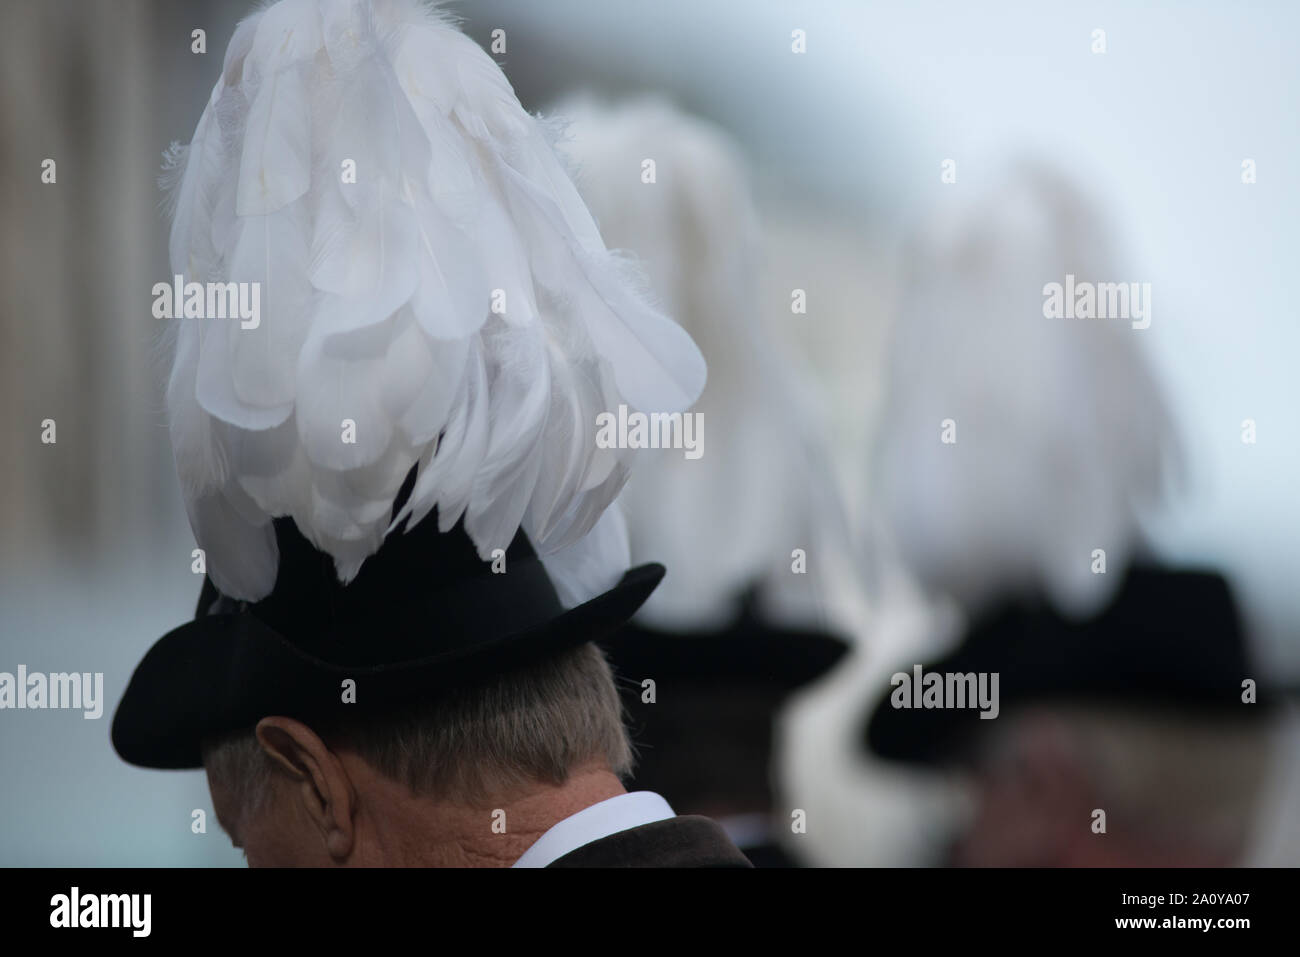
[255,716,357,862]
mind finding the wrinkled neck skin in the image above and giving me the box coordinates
[209,755,626,868]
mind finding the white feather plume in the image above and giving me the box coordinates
[162,0,705,602]
[873,162,1181,618]
[553,96,855,631]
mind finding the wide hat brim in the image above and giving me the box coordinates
[112,509,666,770]
[601,616,849,693]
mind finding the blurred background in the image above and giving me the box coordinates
[1,0,1297,865]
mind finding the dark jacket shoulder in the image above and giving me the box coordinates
[546,815,753,868]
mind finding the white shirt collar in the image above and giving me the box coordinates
[511,791,675,868]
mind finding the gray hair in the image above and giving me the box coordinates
[202,641,633,809]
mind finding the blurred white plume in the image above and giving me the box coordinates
[873,163,1181,619]
[554,95,856,631]
[160,0,705,602]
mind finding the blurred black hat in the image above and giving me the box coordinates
[864,565,1280,765]
[602,589,849,814]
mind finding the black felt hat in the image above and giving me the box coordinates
[112,507,664,770]
[863,565,1279,765]
[603,599,849,692]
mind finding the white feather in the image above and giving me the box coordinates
[161,0,705,601]
[226,204,313,408]
[538,504,632,609]
[872,162,1181,618]
[235,64,311,216]
[554,96,854,630]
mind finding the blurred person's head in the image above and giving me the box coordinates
[601,596,848,865]
[948,704,1270,866]
[864,565,1282,866]
[552,97,855,865]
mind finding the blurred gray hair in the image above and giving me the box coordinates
[201,641,632,809]
[982,704,1271,858]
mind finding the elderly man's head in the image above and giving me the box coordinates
[946,704,1272,867]
[202,642,631,867]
